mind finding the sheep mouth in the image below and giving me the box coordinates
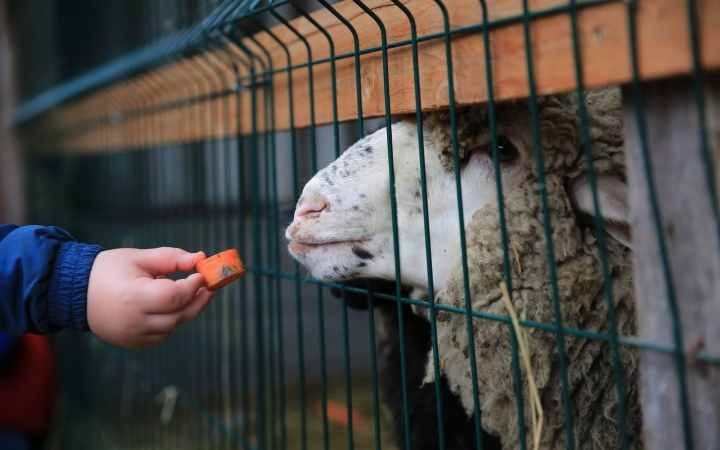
[289,239,369,253]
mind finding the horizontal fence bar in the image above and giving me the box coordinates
[21,0,720,154]
[239,263,720,366]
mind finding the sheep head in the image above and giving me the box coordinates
[286,90,629,293]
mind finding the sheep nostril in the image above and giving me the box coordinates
[294,198,329,218]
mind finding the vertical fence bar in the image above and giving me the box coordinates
[249,54,266,450]
[349,4,412,448]
[249,21,294,450]
[288,4,342,448]
[232,62,253,450]
[565,1,630,448]
[471,1,534,448]
[439,0,487,447]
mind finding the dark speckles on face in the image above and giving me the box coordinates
[352,205,360,211]
[414,190,421,199]
[351,246,373,259]
[363,146,373,154]
[337,271,361,280]
[357,262,367,267]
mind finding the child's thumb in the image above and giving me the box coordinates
[137,247,206,275]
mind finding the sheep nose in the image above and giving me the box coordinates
[294,197,329,218]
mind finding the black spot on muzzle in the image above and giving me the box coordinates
[351,246,374,259]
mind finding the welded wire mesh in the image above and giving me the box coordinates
[13,0,720,449]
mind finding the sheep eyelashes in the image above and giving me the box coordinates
[287,87,641,450]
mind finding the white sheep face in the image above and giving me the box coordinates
[285,115,529,292]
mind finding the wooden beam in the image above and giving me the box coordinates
[623,76,720,450]
[23,0,720,153]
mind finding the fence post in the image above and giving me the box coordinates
[622,76,720,450]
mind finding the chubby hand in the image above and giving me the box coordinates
[87,247,214,348]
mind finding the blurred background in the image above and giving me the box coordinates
[0,1,391,449]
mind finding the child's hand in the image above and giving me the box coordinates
[87,247,214,348]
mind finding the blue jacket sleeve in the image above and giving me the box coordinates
[0,224,103,335]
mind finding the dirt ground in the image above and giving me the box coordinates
[53,376,396,450]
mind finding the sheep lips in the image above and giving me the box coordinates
[286,234,377,281]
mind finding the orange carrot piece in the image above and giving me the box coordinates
[315,400,368,431]
[195,249,246,290]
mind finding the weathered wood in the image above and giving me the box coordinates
[623,76,720,450]
[24,0,720,153]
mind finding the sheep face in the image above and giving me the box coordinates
[285,107,530,292]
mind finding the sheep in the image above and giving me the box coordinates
[286,87,641,450]
[332,280,502,450]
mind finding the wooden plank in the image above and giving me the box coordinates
[24,0,720,153]
[623,76,720,450]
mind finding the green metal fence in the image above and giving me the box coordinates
[13,0,720,449]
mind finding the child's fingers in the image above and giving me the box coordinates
[174,288,215,326]
[136,247,206,276]
[144,273,207,313]
[145,288,215,333]
[132,332,173,349]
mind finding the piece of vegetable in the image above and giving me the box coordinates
[195,249,246,290]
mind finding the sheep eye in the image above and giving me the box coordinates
[491,137,519,164]
[462,136,519,169]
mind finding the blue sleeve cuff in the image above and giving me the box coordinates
[47,242,103,332]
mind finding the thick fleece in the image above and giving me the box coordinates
[422,89,641,450]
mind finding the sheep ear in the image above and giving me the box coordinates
[570,174,632,249]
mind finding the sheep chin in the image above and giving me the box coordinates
[287,237,389,282]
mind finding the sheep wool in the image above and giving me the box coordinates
[422,88,642,450]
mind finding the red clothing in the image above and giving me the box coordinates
[0,334,55,437]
